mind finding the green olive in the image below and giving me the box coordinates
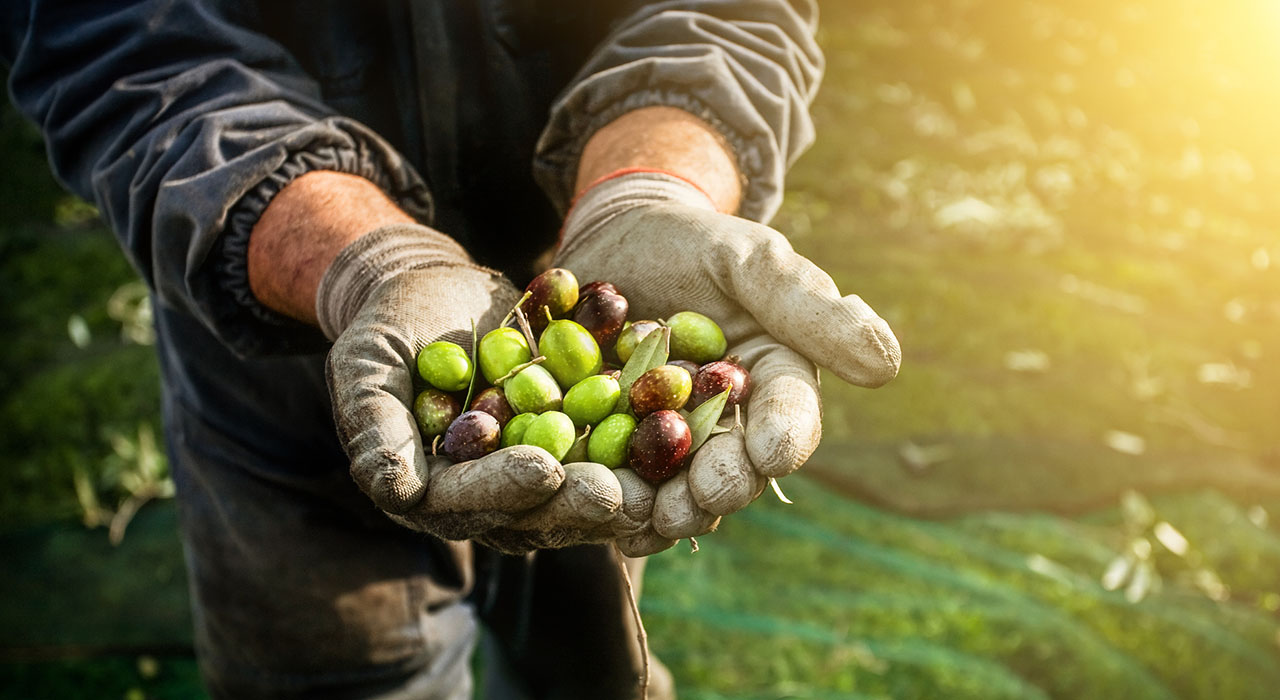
[503,364,563,415]
[478,327,532,385]
[666,311,727,364]
[500,412,537,448]
[587,413,638,469]
[539,319,603,390]
[614,320,660,364]
[521,411,576,462]
[562,374,621,427]
[417,341,473,392]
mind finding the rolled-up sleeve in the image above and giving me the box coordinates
[3,0,431,356]
[533,0,823,223]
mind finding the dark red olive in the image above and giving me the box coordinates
[521,268,579,334]
[469,387,515,428]
[573,287,629,350]
[690,360,752,416]
[628,410,692,484]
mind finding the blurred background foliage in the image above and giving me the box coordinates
[3,0,1279,697]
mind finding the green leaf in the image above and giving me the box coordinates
[616,326,670,414]
[687,389,730,452]
[463,320,478,409]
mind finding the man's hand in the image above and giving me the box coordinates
[562,109,900,555]
[559,173,900,554]
[248,173,625,553]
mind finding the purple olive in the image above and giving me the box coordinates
[573,287,629,350]
[629,410,692,484]
[578,280,620,298]
[690,360,752,416]
[442,410,501,462]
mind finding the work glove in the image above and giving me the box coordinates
[320,224,624,553]
[555,172,901,556]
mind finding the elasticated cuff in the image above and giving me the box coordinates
[533,5,822,225]
[315,224,488,341]
[211,117,435,356]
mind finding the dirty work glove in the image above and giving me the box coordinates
[320,224,623,553]
[556,172,901,556]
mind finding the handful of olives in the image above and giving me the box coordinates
[412,268,751,485]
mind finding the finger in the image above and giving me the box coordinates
[613,468,658,535]
[699,213,901,388]
[327,326,431,514]
[688,430,767,516]
[617,526,677,557]
[652,472,721,539]
[732,338,823,478]
[505,462,623,532]
[391,448,565,540]
[422,446,565,512]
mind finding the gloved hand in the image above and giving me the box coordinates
[555,172,901,556]
[320,224,625,553]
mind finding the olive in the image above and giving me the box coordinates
[417,341,473,392]
[539,319,603,390]
[573,286,629,350]
[478,327,532,385]
[690,360,752,416]
[629,365,692,418]
[628,410,692,484]
[666,311,727,364]
[562,374,621,427]
[413,388,461,439]
[442,410,501,462]
[501,412,537,448]
[503,364,563,415]
[614,320,661,364]
[521,411,576,462]
[469,387,515,428]
[521,268,579,334]
[588,413,638,469]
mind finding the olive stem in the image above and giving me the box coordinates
[513,306,539,357]
[493,356,546,386]
[501,290,533,328]
[430,435,441,457]
[688,537,700,553]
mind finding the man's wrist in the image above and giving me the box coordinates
[247,171,417,325]
[573,106,743,215]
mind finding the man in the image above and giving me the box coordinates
[3,1,899,697]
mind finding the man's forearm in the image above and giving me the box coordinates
[574,106,743,214]
[247,171,416,324]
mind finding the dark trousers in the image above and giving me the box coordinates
[154,302,647,698]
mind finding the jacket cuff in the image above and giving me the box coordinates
[213,118,434,356]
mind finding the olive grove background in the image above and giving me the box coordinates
[3,0,1280,697]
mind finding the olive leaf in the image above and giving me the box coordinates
[463,319,479,408]
[616,326,670,414]
[687,389,730,452]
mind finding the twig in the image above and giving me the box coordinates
[514,307,539,357]
[613,543,649,700]
[501,290,533,328]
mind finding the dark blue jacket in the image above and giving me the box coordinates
[3,0,822,357]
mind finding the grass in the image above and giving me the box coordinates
[3,0,1280,697]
